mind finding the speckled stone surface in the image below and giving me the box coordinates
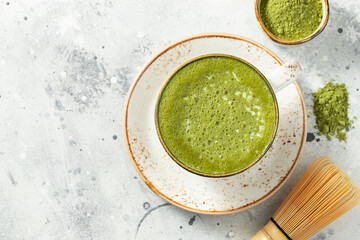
[0,1,359,239]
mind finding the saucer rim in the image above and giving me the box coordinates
[123,32,308,215]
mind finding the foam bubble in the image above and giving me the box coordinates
[185,119,191,131]
[232,72,240,81]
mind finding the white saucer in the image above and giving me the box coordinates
[123,33,307,215]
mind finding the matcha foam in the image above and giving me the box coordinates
[260,0,323,41]
[157,56,277,175]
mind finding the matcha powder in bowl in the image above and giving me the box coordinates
[312,82,353,142]
[258,0,325,42]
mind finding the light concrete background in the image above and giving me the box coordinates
[0,0,359,239]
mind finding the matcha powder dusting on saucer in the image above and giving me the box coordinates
[312,82,352,142]
[260,0,323,41]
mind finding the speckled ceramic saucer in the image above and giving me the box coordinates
[123,33,307,215]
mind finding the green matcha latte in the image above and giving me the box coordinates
[157,56,277,176]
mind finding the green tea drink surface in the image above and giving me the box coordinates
[158,56,276,175]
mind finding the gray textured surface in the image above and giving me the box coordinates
[0,0,359,239]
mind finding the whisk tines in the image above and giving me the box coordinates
[252,157,360,240]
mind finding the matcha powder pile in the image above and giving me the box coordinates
[312,82,352,141]
[260,0,323,41]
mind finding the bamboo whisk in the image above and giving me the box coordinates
[252,157,360,240]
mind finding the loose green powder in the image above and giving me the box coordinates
[260,0,323,41]
[312,82,351,141]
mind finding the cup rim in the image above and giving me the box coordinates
[155,54,280,178]
[255,0,330,45]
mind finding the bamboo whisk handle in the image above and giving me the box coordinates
[251,221,289,240]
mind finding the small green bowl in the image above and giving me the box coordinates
[255,0,330,45]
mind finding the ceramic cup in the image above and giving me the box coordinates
[155,54,301,177]
[255,0,330,45]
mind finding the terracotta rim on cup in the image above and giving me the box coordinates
[255,0,330,45]
[154,54,280,178]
